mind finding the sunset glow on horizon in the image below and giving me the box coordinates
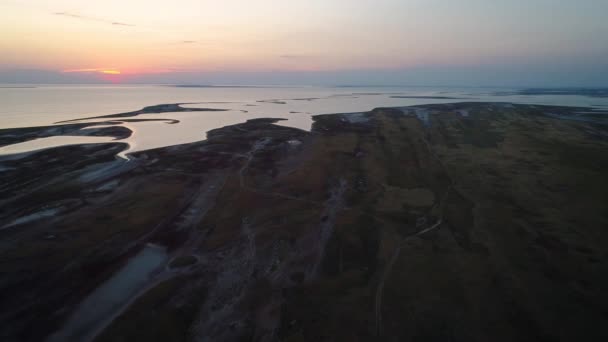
[63,68,121,74]
[1,0,607,86]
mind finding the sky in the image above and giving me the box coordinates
[1,0,607,86]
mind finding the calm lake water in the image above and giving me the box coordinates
[1,85,607,157]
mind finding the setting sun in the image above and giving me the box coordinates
[100,70,121,75]
[61,68,124,82]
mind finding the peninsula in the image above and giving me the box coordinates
[0,102,607,342]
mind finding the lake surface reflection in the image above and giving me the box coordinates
[1,85,607,157]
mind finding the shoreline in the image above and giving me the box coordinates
[1,101,606,160]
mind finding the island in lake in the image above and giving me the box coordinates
[1,102,607,342]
